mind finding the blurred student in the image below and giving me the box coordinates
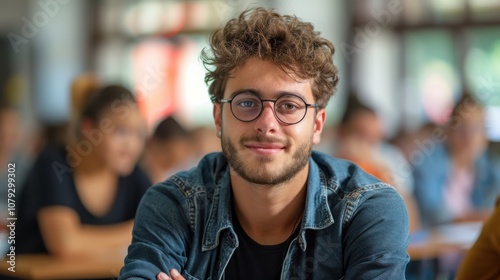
[413,93,500,227]
[334,95,420,232]
[456,196,500,279]
[141,116,195,184]
[391,122,439,164]
[0,104,32,212]
[0,104,31,255]
[189,126,221,159]
[16,85,151,258]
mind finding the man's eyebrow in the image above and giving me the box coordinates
[276,91,308,101]
[227,89,260,99]
[227,89,308,100]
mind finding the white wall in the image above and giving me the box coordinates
[31,0,88,123]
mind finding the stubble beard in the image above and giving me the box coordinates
[221,133,312,186]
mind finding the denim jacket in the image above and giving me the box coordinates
[120,151,409,280]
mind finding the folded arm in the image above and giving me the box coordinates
[119,184,192,280]
[343,187,410,279]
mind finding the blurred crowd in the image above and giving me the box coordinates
[0,74,221,257]
[1,72,500,277]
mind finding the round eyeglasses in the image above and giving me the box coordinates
[219,92,319,125]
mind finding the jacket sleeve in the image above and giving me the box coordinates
[342,186,410,280]
[119,183,192,280]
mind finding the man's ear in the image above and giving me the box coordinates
[313,108,326,145]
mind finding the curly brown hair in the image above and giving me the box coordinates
[201,8,339,108]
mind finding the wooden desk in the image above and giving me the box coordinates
[407,222,483,260]
[0,252,125,280]
[0,223,482,278]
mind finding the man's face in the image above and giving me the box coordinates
[213,58,326,185]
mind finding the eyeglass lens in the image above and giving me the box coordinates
[230,92,308,124]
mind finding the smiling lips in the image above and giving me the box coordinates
[244,142,285,155]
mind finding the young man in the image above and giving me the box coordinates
[119,8,409,280]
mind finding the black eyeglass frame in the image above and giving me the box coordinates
[219,92,320,125]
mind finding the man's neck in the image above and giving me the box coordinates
[230,164,308,245]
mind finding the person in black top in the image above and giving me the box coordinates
[16,85,151,257]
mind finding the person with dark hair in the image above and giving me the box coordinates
[336,95,387,179]
[120,8,409,280]
[413,93,500,227]
[140,116,195,183]
[16,85,152,257]
[334,94,420,233]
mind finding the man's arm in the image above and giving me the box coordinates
[119,184,192,280]
[342,186,410,279]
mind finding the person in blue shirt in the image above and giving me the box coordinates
[119,8,410,280]
[412,94,500,227]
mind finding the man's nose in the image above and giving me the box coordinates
[253,102,279,134]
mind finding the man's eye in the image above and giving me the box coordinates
[237,100,257,107]
[281,103,298,110]
[277,101,301,111]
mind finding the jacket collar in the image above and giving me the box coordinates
[201,152,335,251]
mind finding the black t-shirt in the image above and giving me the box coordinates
[15,145,152,254]
[224,210,300,280]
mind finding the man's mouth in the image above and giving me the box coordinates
[244,142,285,155]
